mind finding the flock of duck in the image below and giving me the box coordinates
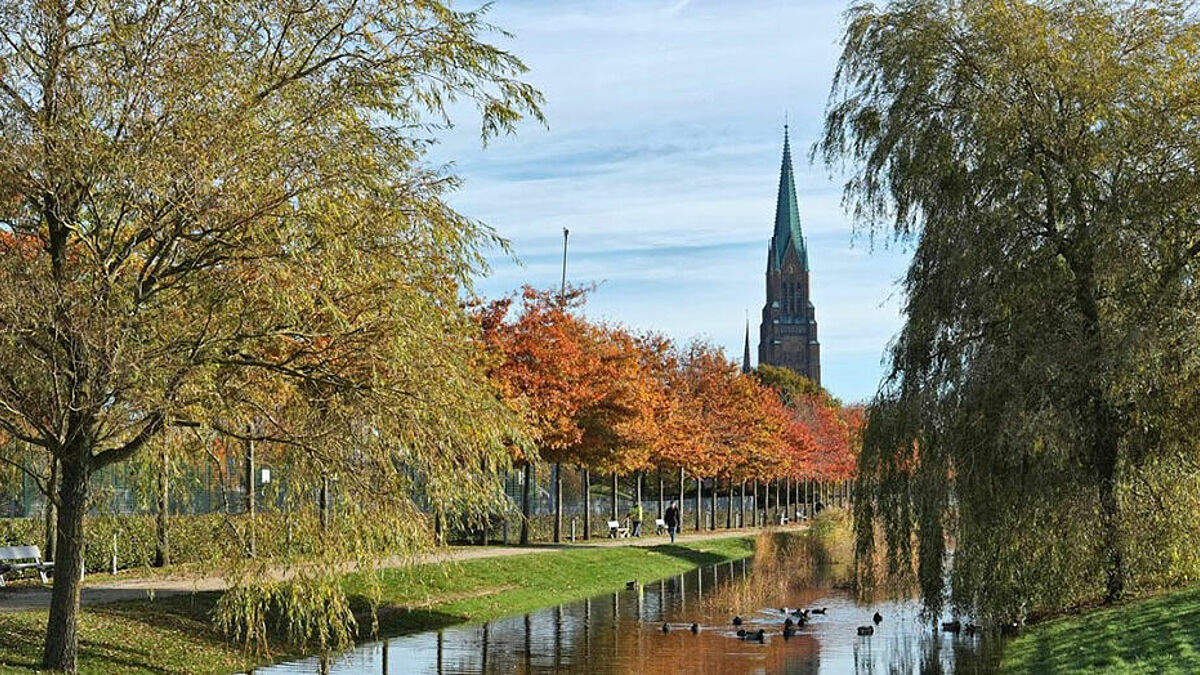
[656,604,981,642]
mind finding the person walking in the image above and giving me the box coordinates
[630,502,644,537]
[664,501,680,543]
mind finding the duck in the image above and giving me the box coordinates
[873,611,883,625]
[784,617,795,630]
[736,628,748,638]
[732,615,744,626]
[810,607,828,615]
[754,628,766,642]
[661,623,670,633]
[941,620,961,634]
[690,623,700,634]
[857,626,874,636]
[790,608,808,618]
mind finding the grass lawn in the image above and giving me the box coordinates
[1001,584,1200,674]
[0,536,757,674]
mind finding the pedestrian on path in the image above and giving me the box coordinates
[664,501,680,543]
[630,503,644,537]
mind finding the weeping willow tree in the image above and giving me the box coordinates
[0,0,541,669]
[820,0,1200,623]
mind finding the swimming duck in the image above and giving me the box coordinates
[736,629,747,638]
[810,607,828,615]
[732,615,744,626]
[873,611,883,625]
[690,623,700,634]
[661,623,670,633]
[784,617,795,629]
[857,626,874,636]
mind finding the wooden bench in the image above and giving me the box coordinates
[0,545,53,586]
[607,520,629,538]
[654,518,667,535]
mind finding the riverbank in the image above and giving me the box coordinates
[1001,584,1200,673]
[0,533,763,674]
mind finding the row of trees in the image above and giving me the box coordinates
[478,287,860,543]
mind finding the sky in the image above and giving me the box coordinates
[429,0,913,403]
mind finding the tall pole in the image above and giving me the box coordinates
[553,227,569,544]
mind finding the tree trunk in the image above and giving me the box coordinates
[43,458,57,562]
[610,473,619,520]
[739,481,746,528]
[520,461,532,545]
[708,479,717,530]
[553,462,562,543]
[635,471,643,507]
[657,470,664,520]
[752,480,759,527]
[244,436,256,558]
[582,467,591,541]
[1094,404,1125,603]
[42,453,90,671]
[694,477,702,531]
[154,449,170,567]
[678,468,685,523]
[725,479,733,529]
[319,475,331,530]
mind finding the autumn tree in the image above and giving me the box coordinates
[822,0,1200,620]
[0,1,541,668]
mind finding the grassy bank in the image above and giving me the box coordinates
[1001,584,1200,673]
[0,536,757,674]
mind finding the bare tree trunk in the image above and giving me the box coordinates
[520,461,533,545]
[694,477,702,531]
[635,471,643,506]
[582,467,591,541]
[42,453,89,671]
[154,449,170,567]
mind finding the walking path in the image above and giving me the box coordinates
[0,524,804,612]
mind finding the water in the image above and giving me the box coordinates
[253,554,1002,674]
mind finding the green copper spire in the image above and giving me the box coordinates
[771,125,806,271]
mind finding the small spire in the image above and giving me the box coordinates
[742,317,752,374]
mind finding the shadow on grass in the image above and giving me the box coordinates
[643,542,754,568]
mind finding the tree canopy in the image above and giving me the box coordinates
[0,0,542,668]
[822,0,1200,622]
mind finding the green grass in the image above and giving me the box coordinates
[0,536,757,674]
[1001,585,1200,674]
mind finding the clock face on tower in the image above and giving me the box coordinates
[757,126,820,385]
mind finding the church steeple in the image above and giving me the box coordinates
[758,124,820,384]
[770,125,807,271]
[742,319,752,374]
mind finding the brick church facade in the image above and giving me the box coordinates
[756,127,820,383]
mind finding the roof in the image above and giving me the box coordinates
[770,126,807,271]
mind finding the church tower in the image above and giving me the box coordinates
[758,126,821,383]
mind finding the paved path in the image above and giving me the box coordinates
[0,524,804,612]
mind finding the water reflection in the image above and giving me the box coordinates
[254,541,1002,674]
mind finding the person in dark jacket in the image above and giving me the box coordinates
[664,501,680,543]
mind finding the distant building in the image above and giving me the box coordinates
[757,127,820,383]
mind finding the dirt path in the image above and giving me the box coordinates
[0,525,800,612]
